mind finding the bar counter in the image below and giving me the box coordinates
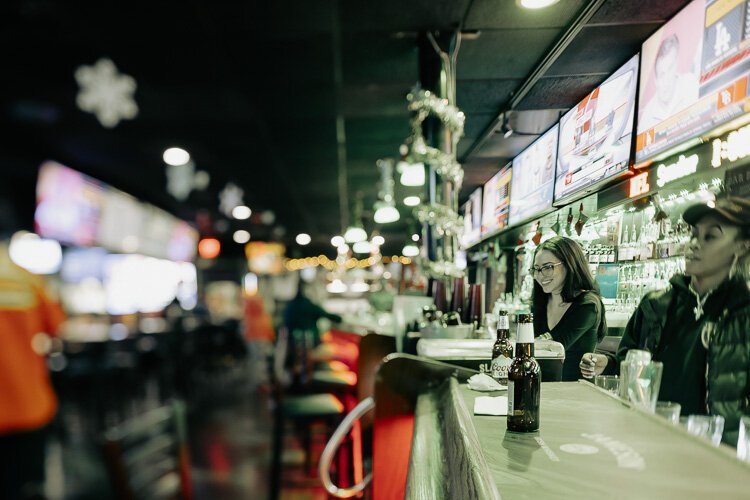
[457,382,750,499]
[373,355,750,500]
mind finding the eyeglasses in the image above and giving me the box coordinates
[529,262,563,278]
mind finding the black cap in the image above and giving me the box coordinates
[683,196,750,227]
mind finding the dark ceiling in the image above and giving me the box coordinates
[1,0,689,257]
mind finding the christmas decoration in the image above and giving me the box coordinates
[75,58,138,128]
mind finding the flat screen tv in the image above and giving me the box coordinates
[635,0,750,163]
[509,124,558,226]
[480,164,512,237]
[555,55,639,204]
[461,187,483,248]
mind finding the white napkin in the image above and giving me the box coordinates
[474,396,508,416]
[467,373,507,392]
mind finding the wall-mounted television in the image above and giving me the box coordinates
[635,0,750,163]
[461,187,483,248]
[480,164,512,237]
[509,124,558,226]
[555,55,639,204]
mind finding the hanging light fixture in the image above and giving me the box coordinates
[402,244,420,257]
[373,159,400,224]
[397,142,426,187]
[344,195,368,243]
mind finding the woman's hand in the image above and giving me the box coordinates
[579,352,608,379]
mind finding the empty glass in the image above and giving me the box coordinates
[625,360,662,412]
[594,375,619,394]
[654,401,681,424]
[737,416,750,462]
[686,415,725,446]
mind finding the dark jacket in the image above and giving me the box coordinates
[535,290,606,381]
[605,274,750,446]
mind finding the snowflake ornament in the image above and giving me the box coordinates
[75,58,138,128]
[219,182,244,217]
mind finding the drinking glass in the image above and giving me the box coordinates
[450,277,466,321]
[686,415,725,446]
[737,416,750,462]
[431,279,448,313]
[594,375,619,394]
[626,360,662,412]
[654,401,681,424]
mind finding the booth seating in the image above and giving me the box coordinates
[101,399,193,500]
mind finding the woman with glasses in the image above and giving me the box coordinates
[580,195,750,445]
[531,236,607,381]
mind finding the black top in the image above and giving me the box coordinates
[534,291,605,381]
[652,275,739,415]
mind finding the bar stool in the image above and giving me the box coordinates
[269,327,346,500]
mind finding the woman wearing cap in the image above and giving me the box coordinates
[531,236,607,381]
[580,195,750,445]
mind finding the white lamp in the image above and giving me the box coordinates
[397,161,425,186]
[373,201,400,223]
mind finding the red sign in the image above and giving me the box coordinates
[629,172,650,198]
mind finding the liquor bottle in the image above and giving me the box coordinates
[507,313,541,432]
[491,311,513,386]
[620,224,630,261]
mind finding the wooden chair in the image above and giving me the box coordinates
[102,399,192,500]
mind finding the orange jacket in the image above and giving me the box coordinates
[0,258,65,433]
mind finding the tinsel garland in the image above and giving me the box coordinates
[407,89,465,137]
[414,203,464,237]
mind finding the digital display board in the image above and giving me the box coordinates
[35,161,197,261]
[555,55,639,203]
[461,187,483,248]
[509,124,558,226]
[636,0,750,163]
[480,164,512,237]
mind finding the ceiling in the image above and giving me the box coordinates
[1,0,689,257]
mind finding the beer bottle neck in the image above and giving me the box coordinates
[515,341,535,358]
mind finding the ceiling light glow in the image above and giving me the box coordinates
[517,0,560,9]
[163,147,190,166]
[296,233,311,245]
[331,235,345,247]
[232,205,252,220]
[233,230,251,244]
[403,196,421,207]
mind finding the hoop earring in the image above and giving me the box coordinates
[729,253,740,280]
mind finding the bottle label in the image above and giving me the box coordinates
[491,355,512,383]
[498,316,509,330]
[517,323,534,343]
[507,381,514,415]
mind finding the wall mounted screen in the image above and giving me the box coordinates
[509,124,558,226]
[480,164,512,237]
[636,0,750,163]
[555,55,639,203]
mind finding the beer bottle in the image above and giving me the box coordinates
[491,311,513,386]
[507,313,540,432]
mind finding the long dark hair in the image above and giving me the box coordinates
[531,236,606,339]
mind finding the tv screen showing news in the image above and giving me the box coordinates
[461,187,483,248]
[480,164,512,237]
[555,55,639,203]
[509,124,558,226]
[636,0,750,163]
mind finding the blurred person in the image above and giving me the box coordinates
[0,235,66,499]
[639,33,700,131]
[283,280,342,344]
[531,236,607,381]
[580,195,750,445]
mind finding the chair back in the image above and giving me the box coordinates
[103,400,192,500]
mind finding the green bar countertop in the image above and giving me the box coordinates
[458,382,750,500]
